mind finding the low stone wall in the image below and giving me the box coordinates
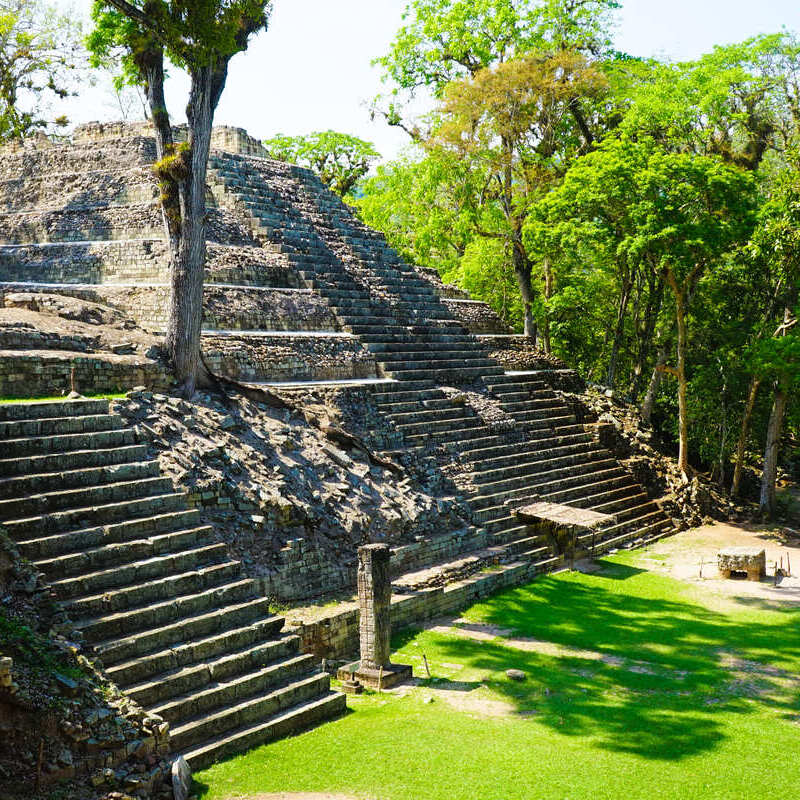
[0,203,164,245]
[0,135,156,181]
[202,333,377,382]
[292,557,558,660]
[445,299,510,334]
[0,351,170,396]
[0,240,169,284]
[256,527,487,603]
[486,337,586,391]
[0,168,158,213]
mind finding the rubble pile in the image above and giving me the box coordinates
[111,386,472,598]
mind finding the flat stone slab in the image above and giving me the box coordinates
[514,501,615,532]
[718,547,766,581]
[337,661,412,690]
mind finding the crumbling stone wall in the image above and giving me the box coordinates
[202,333,376,382]
[444,299,511,334]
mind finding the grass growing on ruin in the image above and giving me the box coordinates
[0,393,127,403]
[194,553,800,800]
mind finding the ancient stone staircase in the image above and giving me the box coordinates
[208,153,675,570]
[0,398,344,770]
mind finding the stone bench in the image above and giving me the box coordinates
[718,547,766,582]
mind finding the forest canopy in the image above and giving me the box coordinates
[357,0,799,512]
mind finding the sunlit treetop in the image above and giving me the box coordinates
[87,0,271,87]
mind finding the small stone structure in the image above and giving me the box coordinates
[0,656,13,690]
[514,501,615,558]
[338,544,412,690]
[718,547,766,581]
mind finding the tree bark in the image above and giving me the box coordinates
[165,66,216,397]
[606,277,632,389]
[759,383,787,517]
[640,342,668,423]
[541,256,553,355]
[630,277,663,401]
[512,240,537,340]
[665,268,691,479]
[730,376,760,498]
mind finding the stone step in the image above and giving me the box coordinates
[546,483,641,515]
[35,525,215,577]
[385,365,504,383]
[378,397,458,414]
[0,398,109,420]
[170,671,331,753]
[50,542,230,600]
[1,427,137,459]
[542,474,638,506]
[459,432,591,463]
[470,460,621,509]
[473,470,632,524]
[0,459,160,499]
[373,347,491,363]
[17,508,203,560]
[468,440,599,473]
[0,443,149,478]
[181,692,346,772]
[395,415,485,437]
[469,447,608,485]
[123,631,299,706]
[5,491,188,539]
[590,519,674,553]
[497,397,561,413]
[381,357,498,374]
[82,579,260,650]
[62,559,242,619]
[109,616,288,689]
[592,491,650,516]
[0,412,123,438]
[152,652,317,726]
[0,476,174,520]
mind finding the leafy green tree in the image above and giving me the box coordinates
[431,50,608,340]
[622,33,800,172]
[745,169,800,514]
[263,131,379,198]
[530,137,757,477]
[372,0,620,137]
[0,0,83,141]
[87,0,271,396]
[355,150,481,277]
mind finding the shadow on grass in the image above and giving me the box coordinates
[405,559,800,761]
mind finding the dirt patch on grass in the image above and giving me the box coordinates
[423,618,684,679]
[225,795,365,800]
[641,523,800,610]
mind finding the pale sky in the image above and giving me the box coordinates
[58,0,800,162]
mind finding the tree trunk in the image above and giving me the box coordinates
[731,376,760,498]
[759,383,787,517]
[630,278,663,401]
[541,256,553,355]
[671,280,690,479]
[165,67,215,397]
[640,342,668,423]
[606,279,632,389]
[512,241,537,340]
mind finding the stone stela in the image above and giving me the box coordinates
[338,544,412,691]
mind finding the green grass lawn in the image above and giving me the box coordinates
[194,553,800,800]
